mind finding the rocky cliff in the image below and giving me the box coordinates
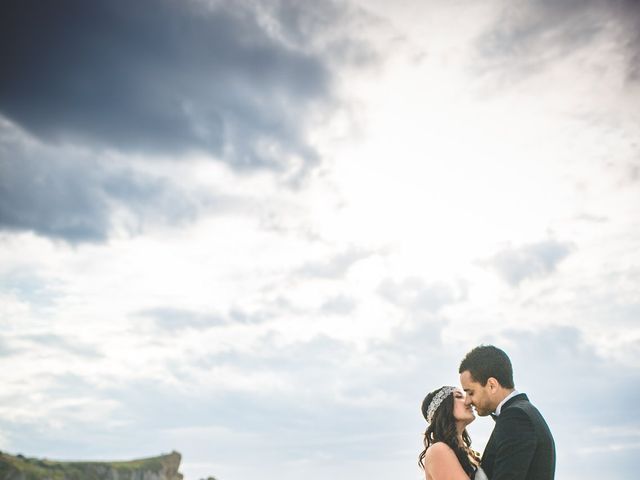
[0,451,184,480]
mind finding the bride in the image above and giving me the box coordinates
[419,386,488,480]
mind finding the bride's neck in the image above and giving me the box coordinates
[456,424,465,445]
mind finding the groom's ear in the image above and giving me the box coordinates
[486,377,500,392]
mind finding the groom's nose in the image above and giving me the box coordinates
[464,395,472,406]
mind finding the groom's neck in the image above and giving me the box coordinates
[493,387,516,408]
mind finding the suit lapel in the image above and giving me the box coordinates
[481,393,529,475]
[501,393,529,411]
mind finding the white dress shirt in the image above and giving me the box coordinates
[494,389,520,416]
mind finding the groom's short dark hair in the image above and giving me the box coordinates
[459,345,514,388]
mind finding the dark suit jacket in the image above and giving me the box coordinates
[481,393,555,480]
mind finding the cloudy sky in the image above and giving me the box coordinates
[1,0,639,479]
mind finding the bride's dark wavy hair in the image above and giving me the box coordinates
[418,386,477,478]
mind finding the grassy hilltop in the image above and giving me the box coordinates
[0,450,183,480]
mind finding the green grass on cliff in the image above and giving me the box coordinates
[0,450,179,480]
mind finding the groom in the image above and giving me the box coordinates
[459,345,555,480]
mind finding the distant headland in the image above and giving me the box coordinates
[0,450,216,480]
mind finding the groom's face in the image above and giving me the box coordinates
[460,370,494,416]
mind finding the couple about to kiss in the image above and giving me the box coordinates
[418,345,556,480]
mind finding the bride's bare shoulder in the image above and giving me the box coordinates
[425,441,456,458]
[424,442,468,478]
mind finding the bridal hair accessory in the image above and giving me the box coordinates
[426,386,456,423]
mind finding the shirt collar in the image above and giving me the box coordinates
[494,389,519,416]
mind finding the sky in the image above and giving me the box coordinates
[0,0,639,479]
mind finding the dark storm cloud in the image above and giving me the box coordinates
[0,0,371,242]
[477,0,640,83]
[0,0,350,168]
[485,239,573,286]
[0,126,204,241]
[0,136,109,242]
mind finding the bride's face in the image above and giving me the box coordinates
[453,388,475,424]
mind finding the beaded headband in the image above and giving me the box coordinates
[426,386,456,423]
